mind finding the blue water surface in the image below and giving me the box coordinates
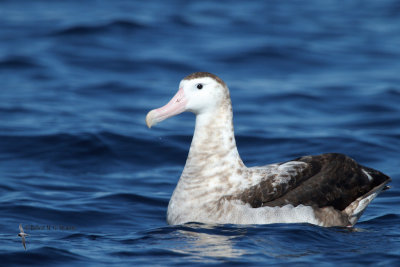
[1,0,400,266]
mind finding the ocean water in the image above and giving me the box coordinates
[1,0,400,265]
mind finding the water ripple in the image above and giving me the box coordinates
[51,19,148,36]
[1,0,399,266]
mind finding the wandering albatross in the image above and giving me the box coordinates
[145,72,391,227]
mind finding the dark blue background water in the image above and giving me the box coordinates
[1,0,399,265]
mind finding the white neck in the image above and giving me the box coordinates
[181,100,245,186]
[167,85,247,224]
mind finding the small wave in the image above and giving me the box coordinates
[221,45,329,69]
[0,106,38,115]
[29,182,98,192]
[5,204,118,227]
[110,248,183,258]
[386,87,400,96]
[78,81,140,96]
[0,184,16,192]
[61,233,106,241]
[363,213,400,224]
[0,131,188,173]
[355,103,397,113]
[257,92,323,104]
[0,132,114,162]
[0,56,42,70]
[0,246,87,265]
[95,192,168,207]
[170,14,195,27]
[51,19,148,36]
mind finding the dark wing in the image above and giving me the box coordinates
[236,153,391,211]
[21,236,26,250]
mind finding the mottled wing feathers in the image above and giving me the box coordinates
[234,161,318,207]
[236,153,391,211]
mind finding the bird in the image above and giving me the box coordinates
[18,224,29,250]
[145,72,391,227]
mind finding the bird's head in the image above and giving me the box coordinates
[145,72,228,128]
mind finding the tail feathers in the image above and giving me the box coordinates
[344,180,390,226]
[361,166,392,188]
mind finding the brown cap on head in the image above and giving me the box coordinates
[183,72,227,88]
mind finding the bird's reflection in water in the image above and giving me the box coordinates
[167,223,370,261]
[170,223,247,261]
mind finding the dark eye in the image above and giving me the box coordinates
[197,84,203,90]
